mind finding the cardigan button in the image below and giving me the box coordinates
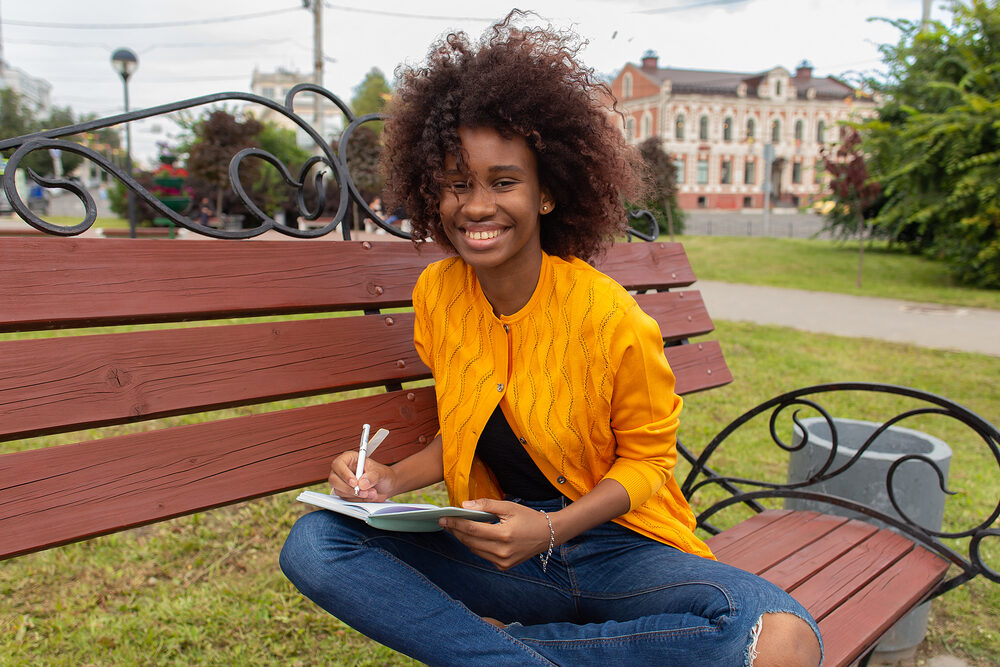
[503,324,510,333]
[497,383,504,392]
[556,476,566,484]
[519,437,526,445]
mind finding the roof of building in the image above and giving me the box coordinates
[627,57,860,100]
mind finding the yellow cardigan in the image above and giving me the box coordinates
[412,251,713,559]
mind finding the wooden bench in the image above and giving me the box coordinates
[2,90,998,666]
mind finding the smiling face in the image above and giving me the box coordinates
[439,127,553,289]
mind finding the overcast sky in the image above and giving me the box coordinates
[3,0,938,165]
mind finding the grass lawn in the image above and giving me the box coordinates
[2,321,998,665]
[679,236,1000,311]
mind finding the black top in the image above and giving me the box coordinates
[476,403,561,501]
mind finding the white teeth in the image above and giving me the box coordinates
[466,229,501,240]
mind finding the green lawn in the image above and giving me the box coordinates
[2,321,997,665]
[679,236,1000,310]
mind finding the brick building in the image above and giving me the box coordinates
[611,52,875,210]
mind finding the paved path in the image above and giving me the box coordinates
[698,280,1000,357]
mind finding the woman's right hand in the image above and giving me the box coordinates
[328,451,397,502]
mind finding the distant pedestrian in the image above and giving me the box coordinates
[198,197,213,226]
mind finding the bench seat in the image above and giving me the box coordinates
[711,510,949,666]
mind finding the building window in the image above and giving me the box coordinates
[674,158,685,184]
[262,86,275,99]
[746,118,756,140]
[771,119,781,144]
[642,113,652,139]
[623,73,633,100]
[794,119,804,142]
[776,80,783,96]
[721,158,732,184]
[723,116,733,142]
[675,114,685,140]
[744,159,756,184]
[625,117,635,141]
[743,196,753,208]
[696,158,709,184]
[817,120,826,144]
[697,196,708,208]
[792,161,803,184]
[699,115,709,141]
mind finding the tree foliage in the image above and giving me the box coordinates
[0,89,96,178]
[821,127,883,240]
[863,0,1000,287]
[185,110,262,216]
[350,68,391,117]
[636,137,684,236]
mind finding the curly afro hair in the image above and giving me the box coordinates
[380,10,647,262]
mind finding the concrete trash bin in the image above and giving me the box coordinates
[785,417,952,658]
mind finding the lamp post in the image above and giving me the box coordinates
[111,48,138,238]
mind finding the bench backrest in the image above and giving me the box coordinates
[0,237,730,560]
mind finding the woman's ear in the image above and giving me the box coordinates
[540,188,555,215]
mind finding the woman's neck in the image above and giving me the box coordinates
[475,252,543,317]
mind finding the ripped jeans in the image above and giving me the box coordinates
[279,497,823,666]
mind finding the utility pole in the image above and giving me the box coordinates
[921,0,932,30]
[311,0,324,142]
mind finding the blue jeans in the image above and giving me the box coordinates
[280,497,822,666]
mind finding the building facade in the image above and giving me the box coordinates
[249,67,344,146]
[611,53,875,210]
[0,63,52,116]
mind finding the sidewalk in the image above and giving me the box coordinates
[697,280,1000,357]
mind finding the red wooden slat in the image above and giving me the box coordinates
[665,340,732,394]
[0,387,438,560]
[596,241,697,290]
[635,290,715,343]
[787,529,916,619]
[1,293,720,440]
[0,313,428,440]
[760,519,881,591]
[818,546,948,667]
[0,239,698,331]
[712,511,849,573]
[705,510,793,553]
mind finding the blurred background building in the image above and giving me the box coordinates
[612,52,876,211]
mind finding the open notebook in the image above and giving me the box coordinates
[297,491,499,532]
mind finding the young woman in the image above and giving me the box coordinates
[280,12,822,666]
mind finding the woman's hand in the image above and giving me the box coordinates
[440,499,554,570]
[328,450,397,502]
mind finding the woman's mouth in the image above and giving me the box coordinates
[464,228,504,241]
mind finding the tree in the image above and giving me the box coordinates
[862,0,1000,287]
[350,68,391,136]
[185,110,262,217]
[0,90,83,178]
[821,127,883,287]
[637,137,684,239]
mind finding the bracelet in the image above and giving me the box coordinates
[538,510,555,573]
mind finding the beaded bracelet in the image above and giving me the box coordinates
[539,510,555,573]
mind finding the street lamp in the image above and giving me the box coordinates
[111,48,138,238]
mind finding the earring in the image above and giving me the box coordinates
[541,204,549,213]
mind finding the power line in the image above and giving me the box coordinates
[4,6,302,30]
[632,0,750,14]
[323,2,493,22]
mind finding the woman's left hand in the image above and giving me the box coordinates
[440,499,554,571]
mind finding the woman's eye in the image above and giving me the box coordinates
[494,179,517,189]
[450,182,470,193]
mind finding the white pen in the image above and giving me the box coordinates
[354,423,371,496]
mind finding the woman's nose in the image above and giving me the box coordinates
[462,182,496,220]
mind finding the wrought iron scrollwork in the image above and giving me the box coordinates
[0,88,402,240]
[1,86,659,242]
[678,382,1000,599]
